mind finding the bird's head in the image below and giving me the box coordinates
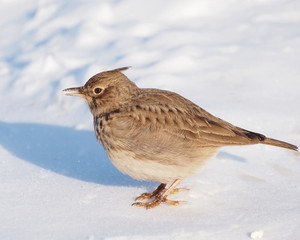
[63,67,139,115]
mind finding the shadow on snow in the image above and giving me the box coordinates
[0,121,144,187]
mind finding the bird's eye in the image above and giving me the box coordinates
[93,87,103,95]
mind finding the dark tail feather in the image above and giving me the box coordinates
[262,137,298,151]
[235,128,298,151]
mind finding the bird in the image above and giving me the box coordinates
[63,67,298,209]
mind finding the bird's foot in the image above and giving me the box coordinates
[135,192,155,201]
[135,187,189,201]
[132,179,187,209]
[135,183,166,201]
[132,195,183,209]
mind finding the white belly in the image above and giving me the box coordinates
[107,148,217,183]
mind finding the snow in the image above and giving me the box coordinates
[1,0,300,239]
[250,230,264,239]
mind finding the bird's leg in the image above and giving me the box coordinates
[135,183,166,201]
[133,179,185,209]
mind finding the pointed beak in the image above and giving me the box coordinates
[63,87,85,97]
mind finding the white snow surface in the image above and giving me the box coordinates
[1,0,300,239]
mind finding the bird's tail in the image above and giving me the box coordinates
[262,137,298,151]
[235,128,298,151]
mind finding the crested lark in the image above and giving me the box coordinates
[63,67,298,209]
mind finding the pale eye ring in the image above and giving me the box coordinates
[93,87,103,95]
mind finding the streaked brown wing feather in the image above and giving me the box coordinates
[108,88,297,152]
[112,89,261,147]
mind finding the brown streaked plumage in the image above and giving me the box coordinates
[63,67,298,209]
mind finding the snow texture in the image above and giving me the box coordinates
[1,0,300,239]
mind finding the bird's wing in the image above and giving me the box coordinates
[106,88,297,152]
[109,89,264,148]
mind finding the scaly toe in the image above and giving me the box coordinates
[164,199,180,206]
[134,192,153,201]
[132,196,185,209]
[165,199,189,206]
[132,198,162,209]
[132,201,148,207]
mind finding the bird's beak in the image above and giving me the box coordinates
[63,87,85,97]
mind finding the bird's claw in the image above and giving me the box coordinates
[132,195,182,209]
[135,192,154,201]
[135,187,189,201]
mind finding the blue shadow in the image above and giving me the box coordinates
[0,121,143,187]
[217,151,247,162]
